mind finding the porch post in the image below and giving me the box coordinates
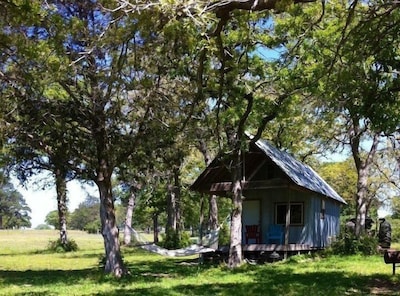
[199,194,205,244]
[284,199,291,259]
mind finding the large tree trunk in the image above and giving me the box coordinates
[90,76,126,276]
[355,166,368,236]
[55,168,68,246]
[123,186,136,245]
[97,169,125,277]
[351,132,379,237]
[173,167,182,233]
[153,213,159,243]
[165,165,182,246]
[166,168,181,228]
[166,184,178,232]
[228,150,243,268]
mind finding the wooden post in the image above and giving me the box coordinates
[284,199,291,259]
[199,194,205,244]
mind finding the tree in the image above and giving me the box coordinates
[142,3,317,267]
[326,7,400,236]
[0,172,31,229]
[117,0,319,20]
[9,98,79,247]
[203,10,314,267]
[132,182,167,243]
[18,1,160,276]
[113,171,144,245]
[270,2,400,237]
[192,113,220,238]
[69,195,100,232]
[317,159,357,217]
[7,0,400,275]
[61,3,200,275]
[1,0,78,247]
[121,184,139,245]
[45,210,61,229]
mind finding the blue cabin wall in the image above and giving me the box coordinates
[242,188,342,248]
[314,197,341,247]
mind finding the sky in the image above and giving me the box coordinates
[13,173,98,228]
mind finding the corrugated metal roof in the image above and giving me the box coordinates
[255,139,347,204]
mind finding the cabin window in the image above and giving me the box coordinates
[275,202,304,225]
[321,199,326,219]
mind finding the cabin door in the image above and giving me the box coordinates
[242,199,261,243]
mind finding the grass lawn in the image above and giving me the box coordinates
[0,230,399,295]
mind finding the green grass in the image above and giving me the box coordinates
[0,230,399,295]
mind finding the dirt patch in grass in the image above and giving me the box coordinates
[368,278,399,295]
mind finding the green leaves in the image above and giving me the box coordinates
[0,173,32,229]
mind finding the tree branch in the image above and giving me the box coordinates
[237,93,254,137]
[205,0,316,15]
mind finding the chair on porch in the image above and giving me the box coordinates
[245,225,261,244]
[266,224,284,244]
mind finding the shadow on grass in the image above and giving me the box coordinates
[0,268,100,286]
[0,257,204,287]
[1,257,399,295]
[96,272,399,296]
[121,258,400,295]
[124,257,211,283]
[85,269,399,296]
[124,258,399,296]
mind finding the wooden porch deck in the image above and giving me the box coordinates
[242,243,311,252]
[203,243,314,263]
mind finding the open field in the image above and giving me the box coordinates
[0,230,399,295]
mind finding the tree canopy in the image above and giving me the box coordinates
[0,172,31,229]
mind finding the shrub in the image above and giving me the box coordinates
[218,224,230,247]
[85,221,100,234]
[161,229,190,249]
[326,232,379,256]
[390,218,400,243]
[35,224,52,230]
[48,238,79,253]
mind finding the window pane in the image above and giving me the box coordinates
[275,203,303,225]
[276,204,287,224]
[290,204,303,224]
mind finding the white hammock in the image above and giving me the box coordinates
[129,227,218,257]
[140,243,216,257]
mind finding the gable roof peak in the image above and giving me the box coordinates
[254,138,346,204]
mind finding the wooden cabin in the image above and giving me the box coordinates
[191,138,347,256]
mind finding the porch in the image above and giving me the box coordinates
[242,243,312,252]
[202,243,314,264]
